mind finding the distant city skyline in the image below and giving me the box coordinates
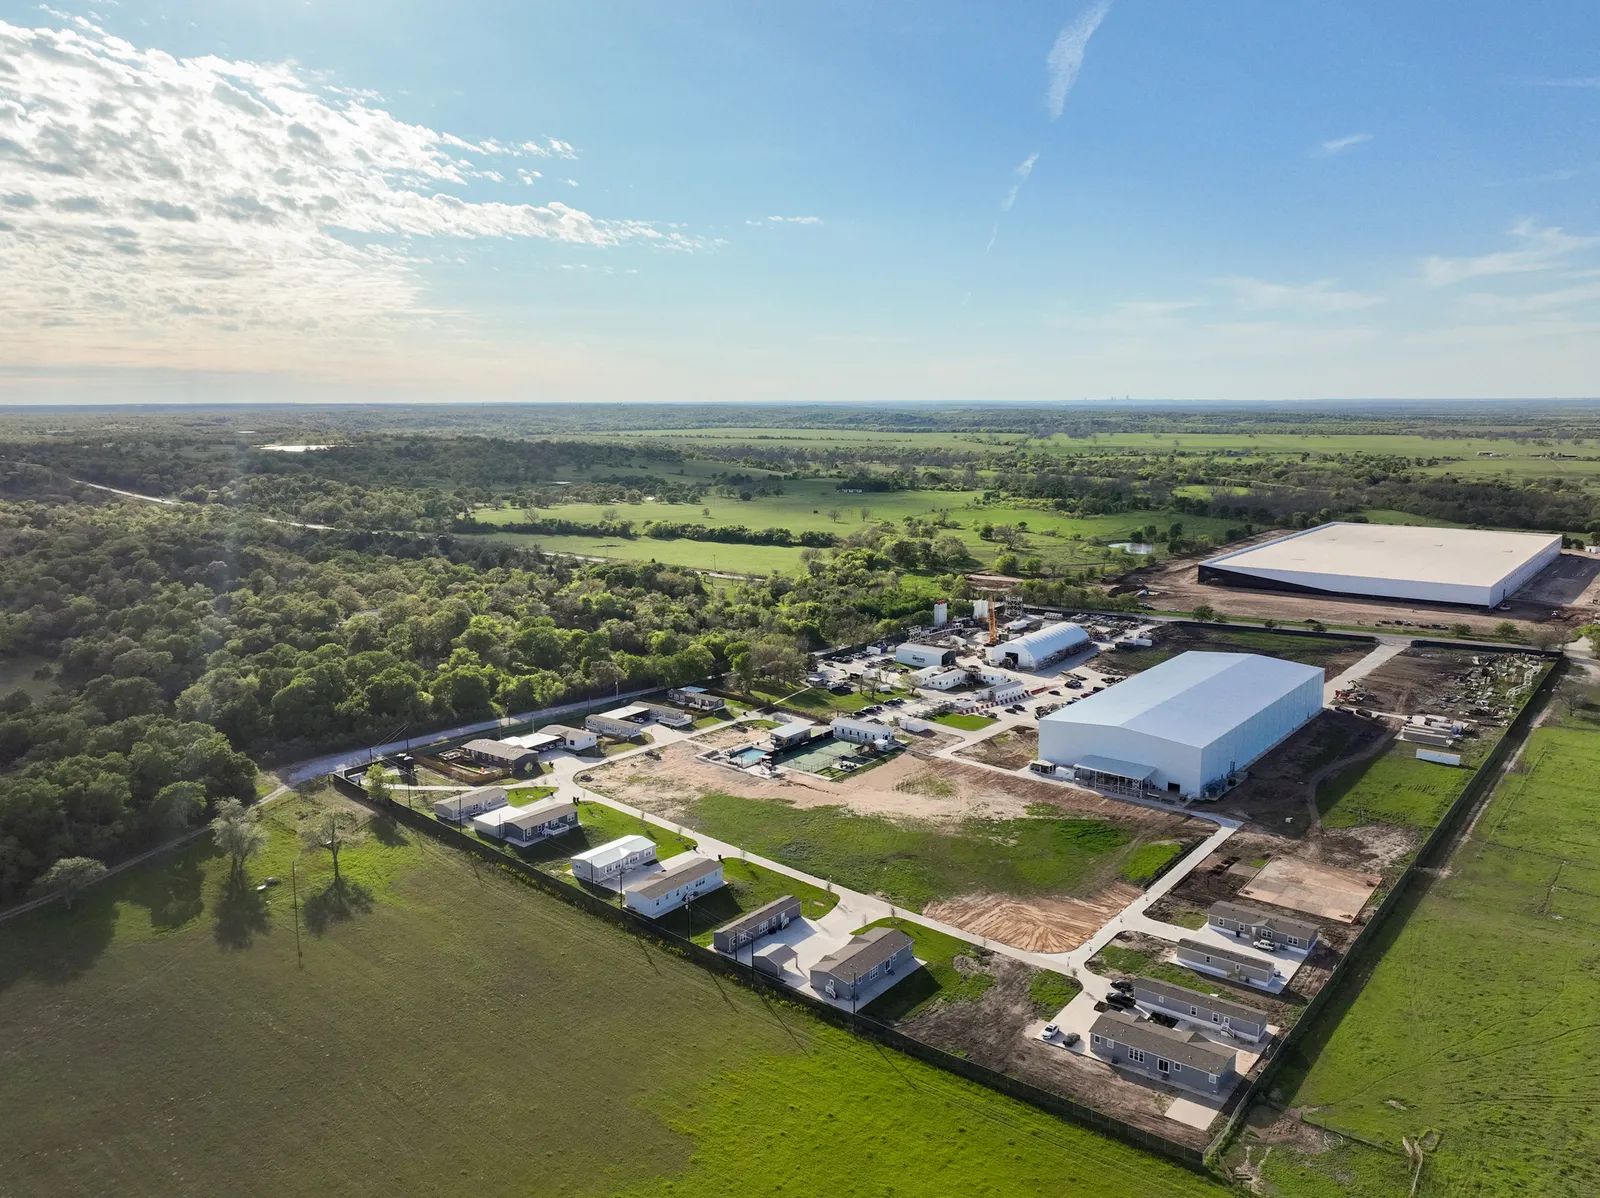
[1,2,1597,403]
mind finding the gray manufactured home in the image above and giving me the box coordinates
[1175,938,1277,988]
[1089,1010,1237,1097]
[1208,900,1320,951]
[810,927,915,1003]
[712,895,802,954]
[1130,977,1270,1043]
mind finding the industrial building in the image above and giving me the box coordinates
[1037,652,1323,799]
[985,622,1090,670]
[623,854,724,918]
[896,643,956,669]
[571,834,657,883]
[1199,522,1563,607]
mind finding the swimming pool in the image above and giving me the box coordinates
[731,746,769,766]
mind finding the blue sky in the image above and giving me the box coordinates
[1,1,1598,402]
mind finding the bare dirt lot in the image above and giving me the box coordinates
[1128,542,1584,632]
[586,737,1212,835]
[1239,858,1380,923]
[1337,644,1547,722]
[924,884,1145,952]
[1213,708,1391,832]
[953,726,1039,770]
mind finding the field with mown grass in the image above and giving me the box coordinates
[0,788,1225,1198]
[1260,718,1600,1196]
[667,793,1164,911]
[1313,739,1491,831]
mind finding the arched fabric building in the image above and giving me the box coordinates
[1037,651,1323,799]
[985,621,1090,670]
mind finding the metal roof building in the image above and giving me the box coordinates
[985,621,1090,670]
[1037,651,1323,799]
[1199,522,1563,607]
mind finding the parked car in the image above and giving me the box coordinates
[1253,937,1278,953]
[1109,978,1133,993]
[1039,1023,1060,1042]
[1105,991,1135,1011]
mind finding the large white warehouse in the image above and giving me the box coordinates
[1200,523,1562,608]
[986,621,1090,670]
[1037,652,1323,800]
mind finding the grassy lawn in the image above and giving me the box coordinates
[749,685,880,714]
[1111,626,1366,674]
[674,793,1144,911]
[1314,739,1489,830]
[508,800,699,878]
[854,917,997,1021]
[681,858,838,947]
[1089,942,1223,994]
[0,789,1225,1198]
[1263,718,1600,1195]
[465,530,812,576]
[1120,840,1183,884]
[933,712,998,731]
[1029,969,1083,1017]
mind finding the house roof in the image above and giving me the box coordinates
[502,797,576,828]
[1129,976,1267,1024]
[1039,652,1323,751]
[713,895,801,939]
[1177,937,1272,972]
[600,704,650,720]
[831,717,895,736]
[462,738,538,762]
[627,854,721,900]
[437,785,507,813]
[1209,900,1320,941]
[540,724,589,739]
[1091,1010,1236,1075]
[571,834,656,870]
[812,926,914,979]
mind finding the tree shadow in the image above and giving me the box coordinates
[123,852,206,931]
[367,814,410,847]
[301,877,375,935]
[213,873,271,951]
[0,885,119,994]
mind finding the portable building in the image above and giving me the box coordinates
[499,797,578,845]
[1088,1010,1238,1097]
[809,926,916,1003]
[1130,977,1270,1043]
[570,834,658,883]
[1175,938,1278,988]
[712,894,803,953]
[830,717,896,747]
[623,854,725,918]
[460,739,542,776]
[895,644,956,669]
[432,786,508,822]
[1207,900,1320,952]
[667,686,726,712]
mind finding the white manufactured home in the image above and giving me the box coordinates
[570,834,658,883]
[623,854,725,918]
[432,786,509,822]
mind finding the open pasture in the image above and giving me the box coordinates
[0,791,1225,1198]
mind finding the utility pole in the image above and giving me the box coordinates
[290,859,303,967]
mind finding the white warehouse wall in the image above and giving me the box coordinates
[1037,722,1203,794]
[1195,669,1323,790]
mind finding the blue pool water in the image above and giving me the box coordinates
[731,747,768,766]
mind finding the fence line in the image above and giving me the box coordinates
[1203,655,1563,1166]
[368,792,1211,1173]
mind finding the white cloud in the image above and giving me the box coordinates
[1457,280,1600,314]
[1215,276,1383,312]
[1046,1,1111,120]
[1422,219,1600,287]
[1314,132,1371,158]
[744,215,821,225]
[1000,151,1039,213]
[0,17,691,367]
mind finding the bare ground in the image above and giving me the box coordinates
[923,883,1145,952]
[953,726,1039,770]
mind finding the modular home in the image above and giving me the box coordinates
[831,717,896,747]
[499,797,578,845]
[1088,1010,1237,1097]
[432,786,508,822]
[809,926,916,1003]
[623,854,725,918]
[570,834,657,883]
[1207,900,1320,952]
[586,705,652,739]
[460,738,542,777]
[540,724,599,752]
[1176,938,1278,988]
[712,894,802,954]
[1130,977,1270,1043]
[667,685,726,712]
[911,666,970,691]
[639,702,694,728]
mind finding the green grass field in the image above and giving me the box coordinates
[1314,740,1487,831]
[855,917,998,1021]
[682,857,838,946]
[0,790,1226,1198]
[1110,626,1369,674]
[669,793,1152,911]
[934,712,997,731]
[1089,942,1225,994]
[1120,840,1184,884]
[1263,718,1600,1195]
[747,684,881,714]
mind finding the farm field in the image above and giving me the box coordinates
[1107,625,1372,676]
[0,790,1226,1198]
[1314,740,1490,830]
[1258,717,1600,1196]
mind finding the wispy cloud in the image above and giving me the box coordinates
[745,215,822,226]
[0,16,692,366]
[1519,77,1600,89]
[1422,219,1600,287]
[1216,277,1383,312]
[1046,1,1112,119]
[1314,132,1371,158]
[1000,152,1040,213]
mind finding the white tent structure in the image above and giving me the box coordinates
[1037,652,1323,799]
[985,622,1090,670]
[1200,523,1562,607]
